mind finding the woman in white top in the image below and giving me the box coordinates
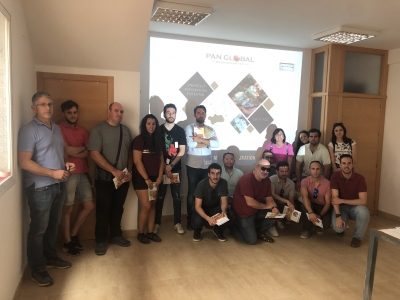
[328,123,357,172]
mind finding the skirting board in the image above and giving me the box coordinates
[378,210,400,223]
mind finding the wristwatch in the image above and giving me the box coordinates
[336,214,341,218]
[170,163,175,169]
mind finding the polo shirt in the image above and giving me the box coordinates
[301,176,331,205]
[18,117,65,188]
[330,171,367,200]
[59,121,89,174]
[233,171,272,218]
[194,178,228,208]
[270,175,295,200]
[296,143,331,177]
[221,166,244,197]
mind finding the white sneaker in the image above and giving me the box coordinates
[300,230,309,239]
[276,221,285,229]
[268,226,279,237]
[174,223,185,234]
[154,224,160,234]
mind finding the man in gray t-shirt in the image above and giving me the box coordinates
[18,92,76,287]
[88,102,132,255]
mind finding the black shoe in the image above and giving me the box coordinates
[63,241,80,256]
[108,236,131,247]
[213,226,227,242]
[137,233,150,244]
[46,257,72,269]
[187,222,193,231]
[146,232,162,242]
[31,271,54,287]
[351,237,361,248]
[193,229,202,241]
[71,235,84,250]
[95,242,107,255]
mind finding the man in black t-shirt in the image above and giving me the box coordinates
[155,104,187,234]
[192,163,230,242]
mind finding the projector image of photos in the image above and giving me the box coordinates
[283,205,302,223]
[306,213,323,228]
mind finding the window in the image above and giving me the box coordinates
[0,4,12,195]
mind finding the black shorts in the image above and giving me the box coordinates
[132,172,158,190]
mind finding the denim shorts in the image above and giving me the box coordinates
[65,173,93,206]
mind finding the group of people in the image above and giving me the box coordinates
[18,92,369,288]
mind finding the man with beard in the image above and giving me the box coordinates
[58,100,94,256]
[269,161,296,235]
[185,105,219,230]
[295,128,331,190]
[331,155,369,248]
[299,161,331,239]
[221,152,243,205]
[154,103,187,234]
[88,102,133,255]
[192,163,230,242]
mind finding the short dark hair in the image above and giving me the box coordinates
[61,100,78,112]
[271,128,286,143]
[261,150,273,158]
[309,160,322,168]
[276,161,289,171]
[208,163,222,173]
[339,154,353,163]
[309,128,321,137]
[163,103,177,115]
[32,92,51,103]
[223,152,234,160]
[194,105,206,114]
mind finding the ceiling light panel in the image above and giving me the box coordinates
[313,26,379,45]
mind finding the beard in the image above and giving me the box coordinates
[65,118,77,125]
[166,117,175,124]
[196,117,205,124]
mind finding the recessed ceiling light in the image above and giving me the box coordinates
[313,26,379,44]
[151,1,212,26]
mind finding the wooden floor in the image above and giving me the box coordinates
[15,215,400,300]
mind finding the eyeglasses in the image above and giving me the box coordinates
[259,165,270,172]
[313,188,319,198]
[35,102,54,108]
[263,156,273,160]
[280,189,284,197]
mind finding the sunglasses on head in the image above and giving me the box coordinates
[259,165,270,172]
[313,188,319,198]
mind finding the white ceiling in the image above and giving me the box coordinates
[22,0,400,72]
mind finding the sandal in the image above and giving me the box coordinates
[137,233,150,244]
[258,233,274,243]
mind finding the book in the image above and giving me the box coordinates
[265,212,286,219]
[148,183,157,201]
[283,205,302,223]
[113,168,129,189]
[163,173,180,184]
[306,213,323,228]
[211,213,229,226]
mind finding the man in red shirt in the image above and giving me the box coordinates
[231,158,280,244]
[59,100,94,256]
[331,154,369,248]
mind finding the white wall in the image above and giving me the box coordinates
[379,48,400,217]
[35,64,141,231]
[0,0,36,299]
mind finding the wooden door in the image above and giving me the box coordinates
[37,72,114,240]
[341,97,381,213]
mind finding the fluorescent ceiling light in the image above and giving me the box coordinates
[313,26,379,44]
[151,1,212,26]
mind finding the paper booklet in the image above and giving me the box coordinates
[163,173,180,184]
[113,168,129,189]
[283,205,302,223]
[211,213,230,226]
[265,212,286,219]
[193,127,204,138]
[306,213,323,228]
[148,183,157,201]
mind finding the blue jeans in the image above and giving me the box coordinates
[155,171,182,225]
[26,182,66,274]
[331,205,370,240]
[186,166,208,223]
[230,210,275,245]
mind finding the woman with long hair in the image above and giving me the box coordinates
[294,130,309,156]
[328,123,357,172]
[132,114,164,244]
[264,128,294,172]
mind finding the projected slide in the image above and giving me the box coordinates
[148,37,303,159]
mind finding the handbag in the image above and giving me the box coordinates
[97,124,123,182]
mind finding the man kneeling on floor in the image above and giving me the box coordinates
[192,163,230,242]
[231,159,279,244]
